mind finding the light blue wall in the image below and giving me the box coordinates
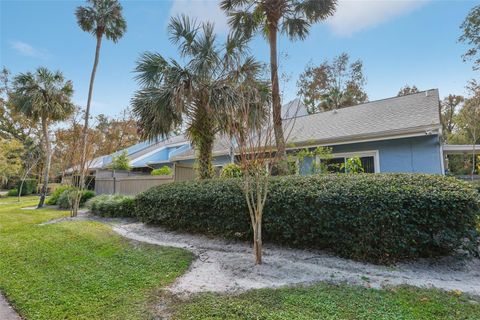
[297,135,443,174]
[177,155,232,167]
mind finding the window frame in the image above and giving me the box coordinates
[315,150,380,173]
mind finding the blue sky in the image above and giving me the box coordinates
[1,0,478,118]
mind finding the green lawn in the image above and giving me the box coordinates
[172,283,480,320]
[0,196,193,320]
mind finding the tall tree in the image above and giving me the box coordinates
[221,0,337,172]
[0,67,38,141]
[297,53,367,113]
[397,84,419,97]
[132,16,267,179]
[10,68,74,208]
[441,94,464,138]
[457,81,480,179]
[75,0,126,215]
[0,138,23,188]
[459,4,480,70]
[95,109,140,155]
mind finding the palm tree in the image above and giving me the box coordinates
[75,0,126,214]
[10,67,74,208]
[131,16,269,179]
[220,0,337,173]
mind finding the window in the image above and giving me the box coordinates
[317,151,379,173]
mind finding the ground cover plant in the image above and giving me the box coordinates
[171,283,480,320]
[0,196,192,319]
[135,174,480,264]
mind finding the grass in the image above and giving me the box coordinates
[0,196,193,320]
[171,283,480,320]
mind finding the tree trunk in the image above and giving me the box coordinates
[268,26,287,173]
[197,135,214,179]
[74,33,103,216]
[38,117,51,208]
[472,127,477,181]
[253,218,263,265]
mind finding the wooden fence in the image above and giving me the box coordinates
[174,164,197,182]
[94,164,197,196]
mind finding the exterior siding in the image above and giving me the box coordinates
[298,135,443,174]
[177,155,232,167]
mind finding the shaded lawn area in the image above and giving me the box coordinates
[172,283,480,320]
[0,196,193,320]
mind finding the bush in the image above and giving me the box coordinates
[57,189,96,209]
[151,166,173,176]
[16,179,37,196]
[7,188,18,196]
[86,194,135,217]
[470,180,480,193]
[135,174,480,264]
[109,150,131,171]
[46,185,74,205]
[220,163,243,178]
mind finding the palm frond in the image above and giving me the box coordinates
[281,17,310,40]
[134,52,169,87]
[75,6,96,34]
[220,0,251,11]
[294,0,337,22]
[168,15,199,57]
[131,87,182,141]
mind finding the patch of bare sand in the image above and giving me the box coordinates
[113,222,480,297]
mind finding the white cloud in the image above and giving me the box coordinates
[168,0,229,34]
[327,0,427,37]
[10,40,50,59]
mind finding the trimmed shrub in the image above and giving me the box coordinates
[7,188,18,196]
[57,189,96,209]
[46,185,74,205]
[470,180,480,193]
[16,179,37,196]
[220,163,243,178]
[151,166,173,176]
[86,194,135,217]
[135,174,480,264]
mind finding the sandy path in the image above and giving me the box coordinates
[0,293,21,320]
[112,222,480,296]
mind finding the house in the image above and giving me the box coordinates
[89,89,448,178]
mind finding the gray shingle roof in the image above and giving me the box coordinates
[285,89,441,146]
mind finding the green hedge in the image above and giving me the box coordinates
[57,189,96,209]
[16,179,37,196]
[135,174,480,264]
[86,195,135,217]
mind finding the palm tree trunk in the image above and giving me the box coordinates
[38,117,51,208]
[75,33,103,216]
[197,135,214,179]
[268,27,287,174]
